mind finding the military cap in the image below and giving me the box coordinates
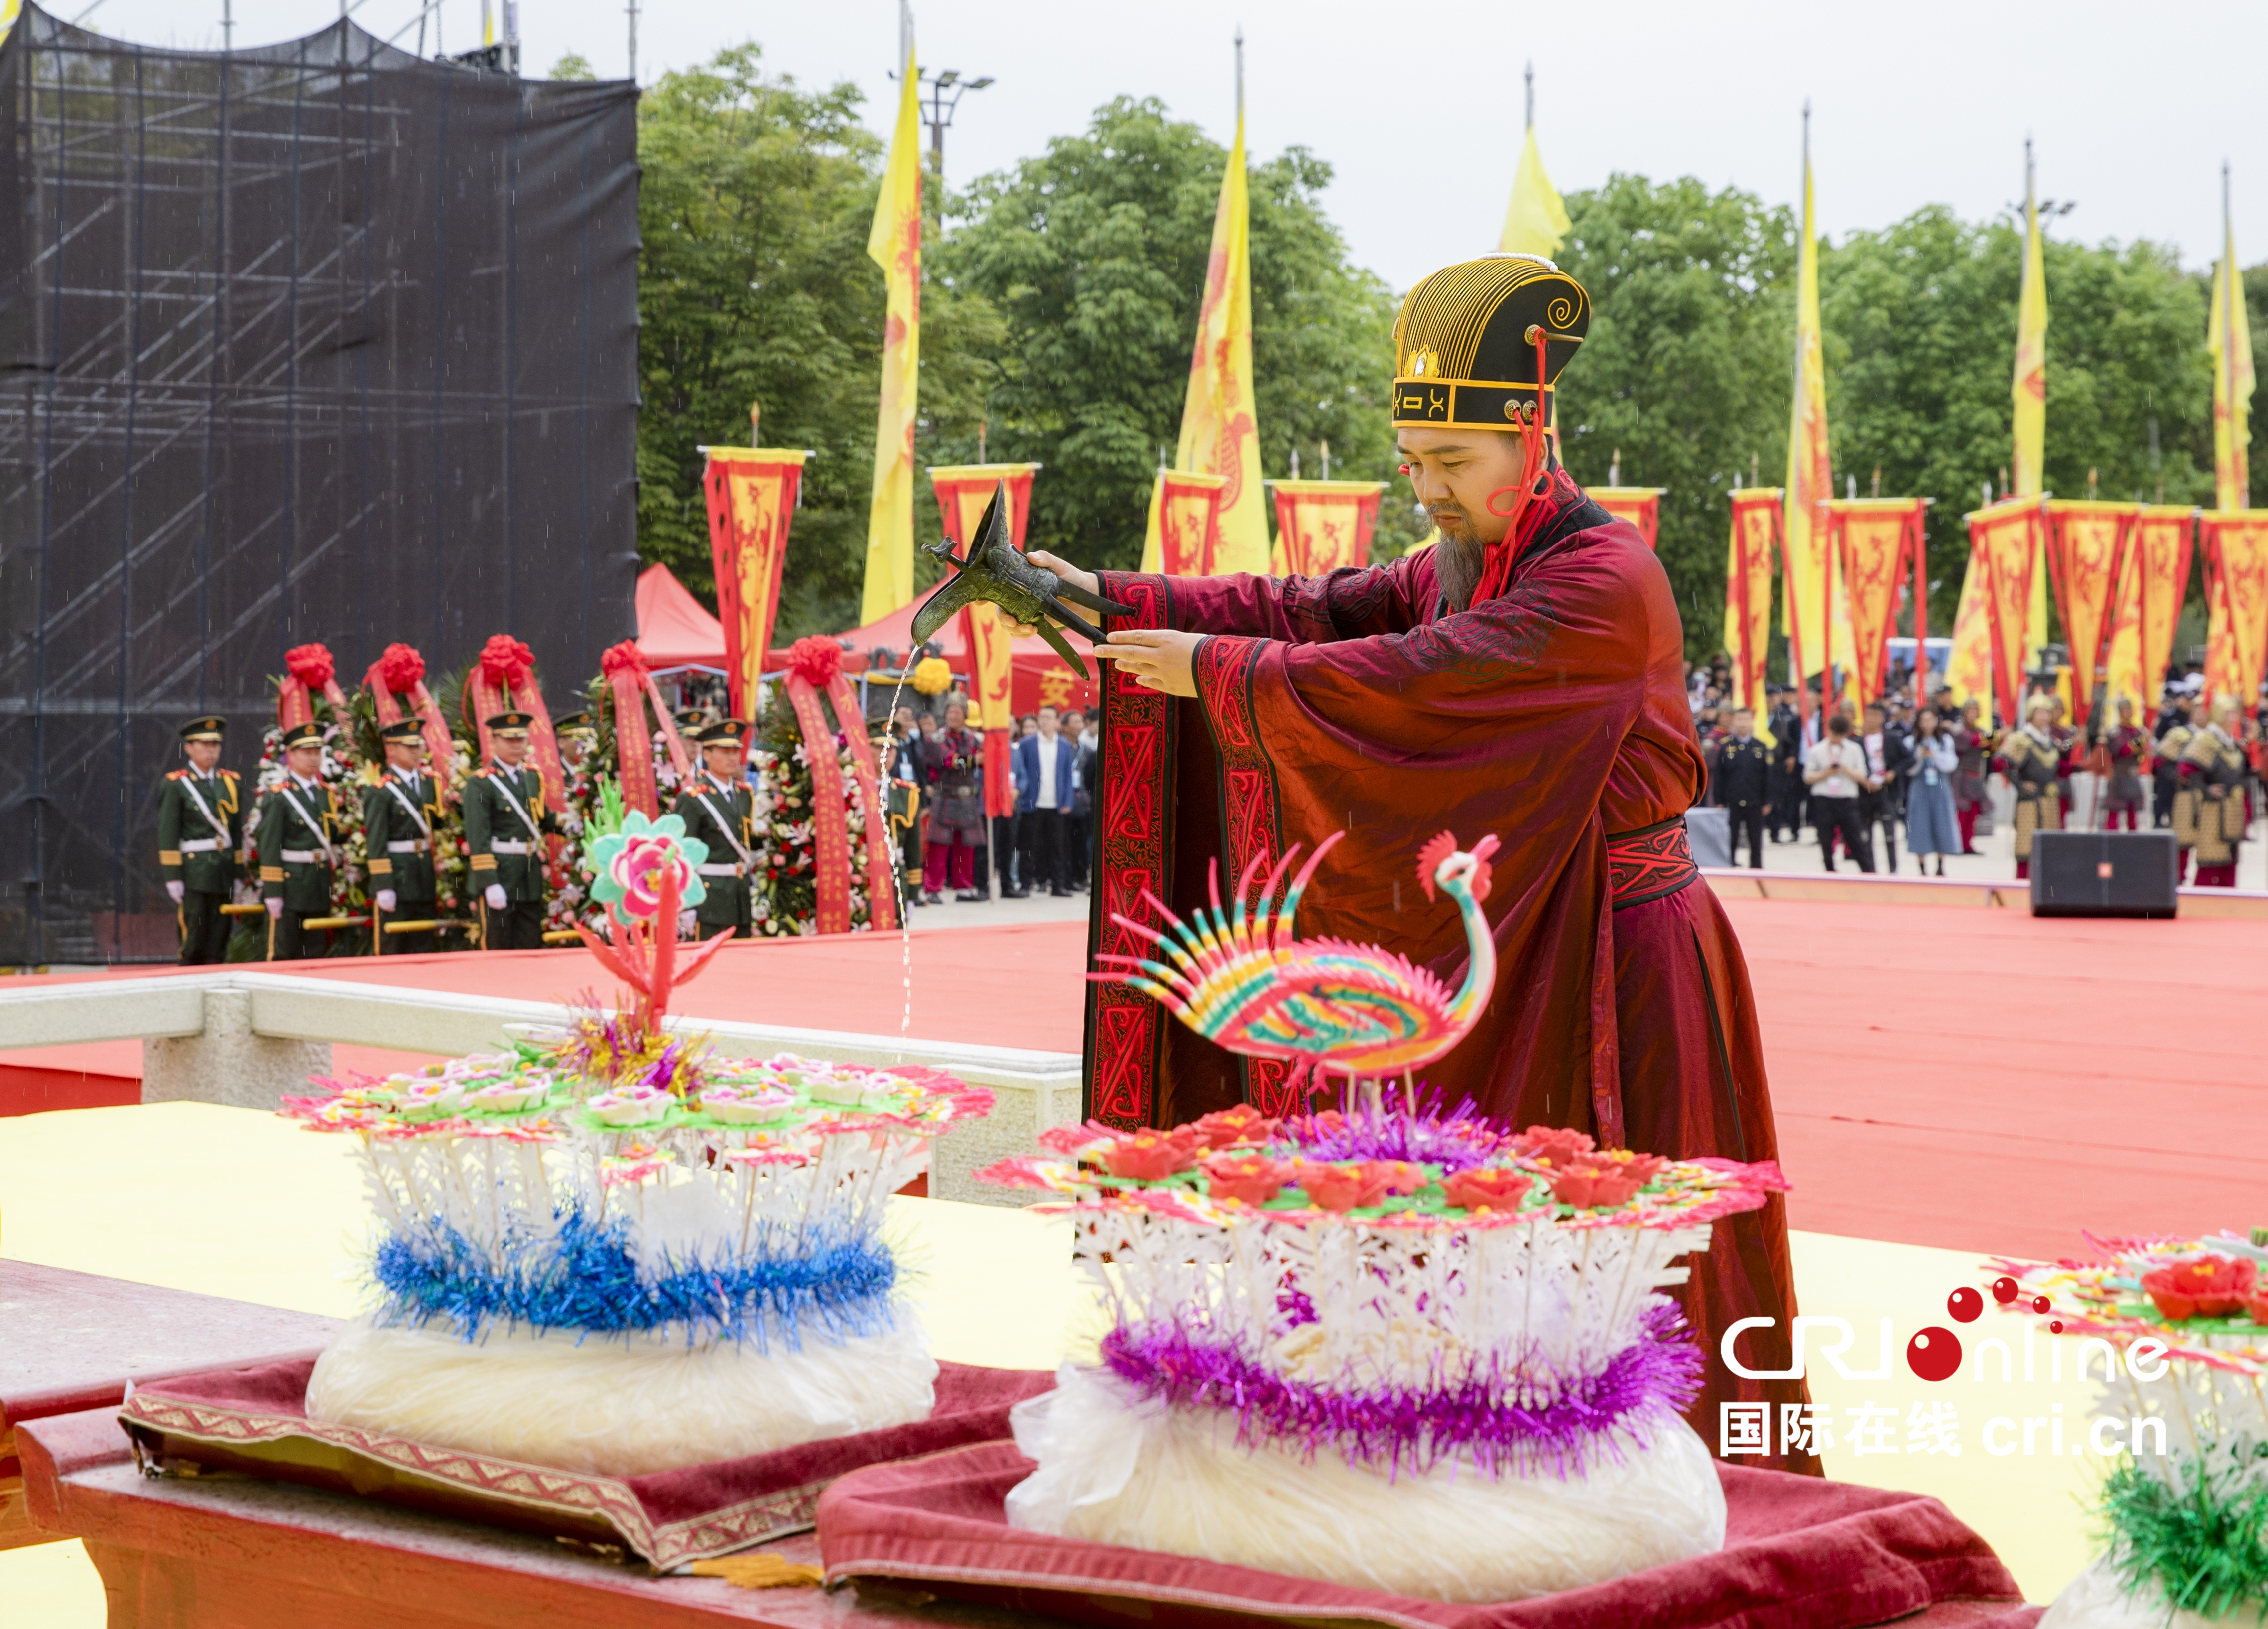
[279,721,325,749]
[696,719,750,746]
[554,710,594,735]
[1391,253,1590,434]
[179,715,226,742]
[379,719,427,744]
[485,710,534,738]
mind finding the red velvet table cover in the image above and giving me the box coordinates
[120,1354,1054,1568]
[817,1440,2039,1629]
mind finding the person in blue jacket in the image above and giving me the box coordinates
[1012,706,1078,899]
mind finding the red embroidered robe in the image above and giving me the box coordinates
[1084,470,1815,1471]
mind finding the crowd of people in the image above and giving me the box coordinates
[884,695,1096,906]
[1688,658,2260,887]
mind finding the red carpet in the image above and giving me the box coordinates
[9,904,2263,1261]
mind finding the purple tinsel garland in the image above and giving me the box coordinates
[1277,1085,1502,1173]
[1097,1300,1702,1480]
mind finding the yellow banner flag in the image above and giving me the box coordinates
[2210,196,2255,512]
[860,44,923,625]
[1176,112,1267,576]
[2012,168,2050,666]
[1498,126,1571,259]
[1782,147,1853,700]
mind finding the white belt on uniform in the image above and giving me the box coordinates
[489,840,530,855]
[386,839,430,853]
[180,838,222,853]
[697,862,745,878]
[279,848,320,864]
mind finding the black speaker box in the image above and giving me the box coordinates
[2028,831,2180,918]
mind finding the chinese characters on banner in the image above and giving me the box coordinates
[1724,491,1781,716]
[1823,498,1929,708]
[2041,502,2137,716]
[1971,498,2047,724]
[1589,486,1666,551]
[703,449,807,722]
[1268,479,1382,576]
[929,464,1040,819]
[2201,511,2268,708]
[2103,508,2195,721]
[1140,469,1229,575]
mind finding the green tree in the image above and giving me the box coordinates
[634,45,998,638]
[939,98,1416,572]
[1550,176,1798,656]
[1823,211,2215,637]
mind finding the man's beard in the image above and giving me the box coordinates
[1431,520,1487,612]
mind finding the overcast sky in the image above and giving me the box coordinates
[69,0,2268,292]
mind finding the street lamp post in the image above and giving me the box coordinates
[919,68,994,184]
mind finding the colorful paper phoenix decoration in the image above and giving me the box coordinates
[1098,829,1499,1094]
[272,813,995,1479]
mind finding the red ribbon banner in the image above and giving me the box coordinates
[363,643,459,802]
[465,635,566,813]
[783,638,856,936]
[278,643,351,730]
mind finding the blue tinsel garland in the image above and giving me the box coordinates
[370,1209,898,1347]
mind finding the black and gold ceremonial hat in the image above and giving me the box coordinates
[279,721,325,749]
[179,715,226,742]
[1391,253,1590,434]
[379,719,426,744]
[485,710,533,738]
[554,710,593,735]
[696,719,749,746]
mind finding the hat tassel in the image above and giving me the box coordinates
[1471,329,1552,605]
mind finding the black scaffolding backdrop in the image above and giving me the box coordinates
[0,7,639,965]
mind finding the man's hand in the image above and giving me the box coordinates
[1092,628,1202,698]
[1002,551,1101,639]
[484,883,508,911]
[165,880,185,904]
[376,889,397,913]
[265,898,283,920]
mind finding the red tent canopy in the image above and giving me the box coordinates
[766,597,1099,718]
[635,563,728,670]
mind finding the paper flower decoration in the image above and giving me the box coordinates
[588,811,709,918]
[911,656,952,696]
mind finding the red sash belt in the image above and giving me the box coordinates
[1605,816,1699,911]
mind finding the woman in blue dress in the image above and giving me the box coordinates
[1903,706,1962,875]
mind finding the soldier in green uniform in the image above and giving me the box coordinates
[673,719,756,939]
[257,721,341,960]
[158,715,246,964]
[555,711,595,773]
[464,711,558,950]
[364,719,442,956]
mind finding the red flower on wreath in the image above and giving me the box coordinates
[2141,1256,2257,1321]
[786,636,843,688]
[377,643,426,693]
[601,640,647,679]
[285,643,336,688]
[478,635,535,688]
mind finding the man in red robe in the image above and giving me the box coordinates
[1026,254,1815,1472]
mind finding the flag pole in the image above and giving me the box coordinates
[1525,61,1533,132]
[1234,26,1244,119]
